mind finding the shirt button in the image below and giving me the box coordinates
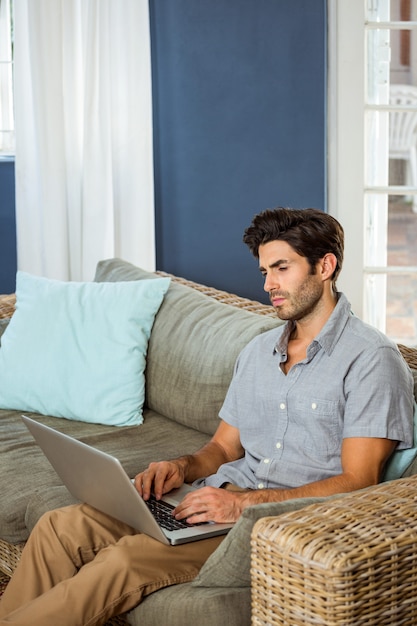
[276,442,282,449]
[312,402,317,410]
[258,483,264,489]
[280,403,286,410]
[263,458,270,464]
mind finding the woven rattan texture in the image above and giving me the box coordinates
[251,475,417,626]
[0,541,24,577]
[398,343,417,369]
[0,294,15,320]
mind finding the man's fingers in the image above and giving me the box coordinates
[134,461,184,500]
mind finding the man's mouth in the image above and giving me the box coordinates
[270,294,286,307]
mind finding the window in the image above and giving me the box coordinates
[329,0,417,346]
[0,0,14,155]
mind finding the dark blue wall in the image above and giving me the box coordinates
[150,0,327,302]
[0,1,327,301]
[0,158,17,293]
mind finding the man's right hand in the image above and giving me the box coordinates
[133,460,187,501]
[133,421,244,502]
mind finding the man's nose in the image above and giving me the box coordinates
[263,273,278,293]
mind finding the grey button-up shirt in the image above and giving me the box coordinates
[198,293,414,491]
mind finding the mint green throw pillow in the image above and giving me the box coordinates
[0,272,170,426]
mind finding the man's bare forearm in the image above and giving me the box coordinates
[236,471,379,512]
[174,440,240,484]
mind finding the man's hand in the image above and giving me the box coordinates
[172,486,249,524]
[133,421,244,503]
[134,460,187,501]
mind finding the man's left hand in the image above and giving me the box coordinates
[172,486,248,524]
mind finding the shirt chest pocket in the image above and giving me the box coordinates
[290,396,342,455]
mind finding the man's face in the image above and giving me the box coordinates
[258,240,324,322]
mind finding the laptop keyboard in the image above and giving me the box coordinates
[146,495,191,531]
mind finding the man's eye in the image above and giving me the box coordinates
[279,267,288,271]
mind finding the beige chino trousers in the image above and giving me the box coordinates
[0,503,224,626]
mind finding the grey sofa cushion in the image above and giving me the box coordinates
[400,368,417,477]
[192,497,328,588]
[25,486,79,532]
[95,259,282,435]
[128,584,251,626]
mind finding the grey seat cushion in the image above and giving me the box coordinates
[127,584,251,626]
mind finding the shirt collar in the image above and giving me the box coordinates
[274,292,353,357]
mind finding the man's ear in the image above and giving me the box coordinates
[320,253,338,281]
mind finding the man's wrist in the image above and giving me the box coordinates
[174,455,193,482]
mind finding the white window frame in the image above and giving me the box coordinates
[328,0,367,319]
[0,0,14,156]
[328,0,417,331]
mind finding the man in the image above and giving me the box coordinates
[0,207,414,625]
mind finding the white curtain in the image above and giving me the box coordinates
[13,0,155,281]
[0,0,14,153]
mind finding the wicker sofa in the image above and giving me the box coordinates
[0,257,416,626]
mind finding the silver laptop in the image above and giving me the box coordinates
[22,415,233,545]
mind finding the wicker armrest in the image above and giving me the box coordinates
[251,475,417,625]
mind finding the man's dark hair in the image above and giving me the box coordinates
[243,207,344,291]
